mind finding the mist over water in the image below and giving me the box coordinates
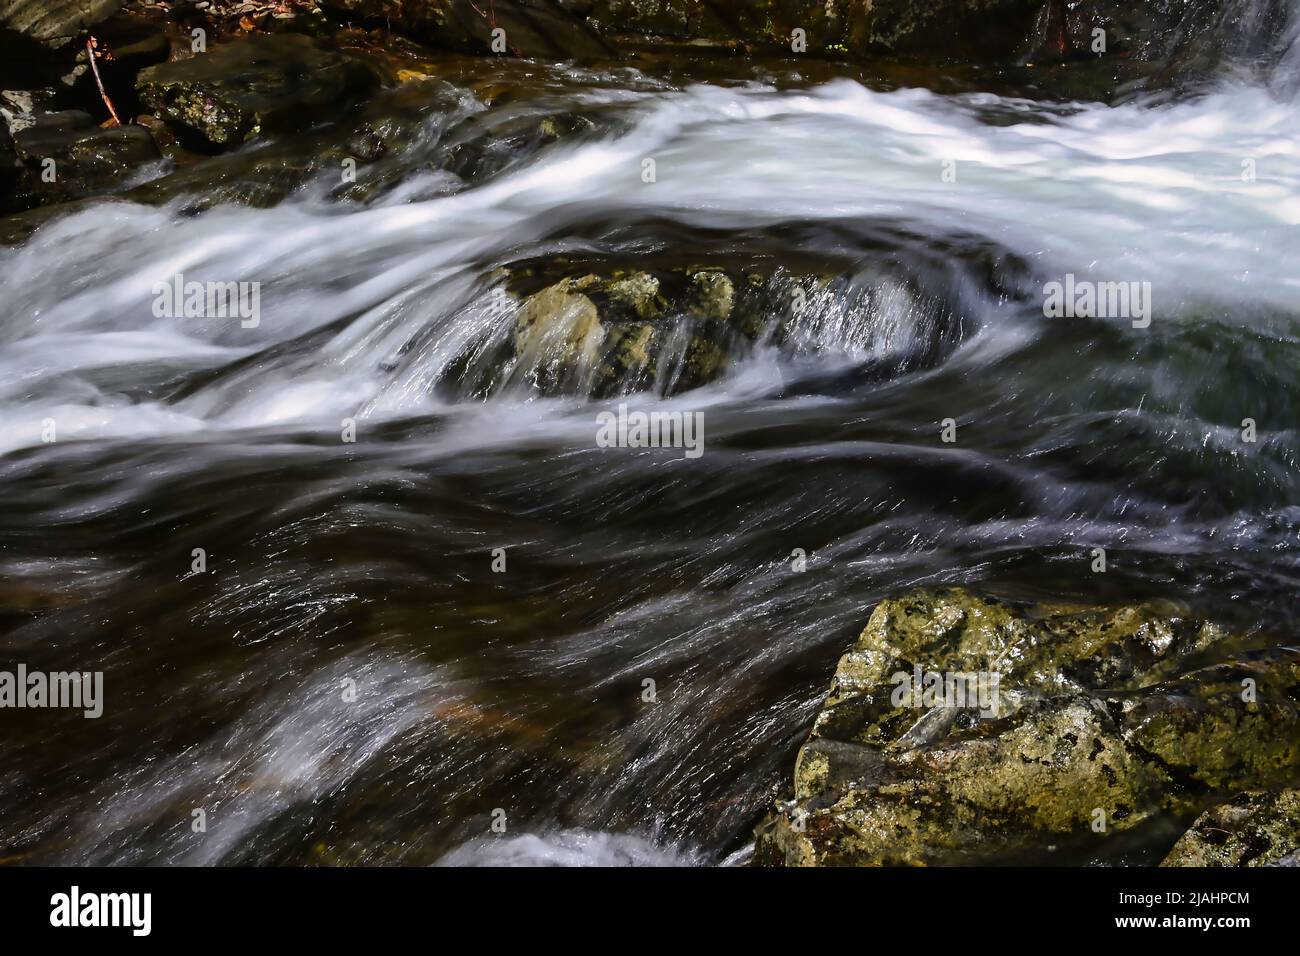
[1,5,1298,865]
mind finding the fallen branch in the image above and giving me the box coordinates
[86,37,122,128]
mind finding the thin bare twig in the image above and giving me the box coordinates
[87,37,122,127]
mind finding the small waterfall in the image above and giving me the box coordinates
[1167,0,1300,93]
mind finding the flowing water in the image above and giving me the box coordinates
[1,4,1299,865]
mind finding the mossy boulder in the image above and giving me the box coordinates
[1122,658,1300,797]
[755,589,1300,865]
[1161,789,1300,867]
[511,275,608,394]
[136,35,379,148]
[420,235,980,400]
[495,263,828,398]
[508,268,746,396]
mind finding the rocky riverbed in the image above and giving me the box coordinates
[1,0,1298,867]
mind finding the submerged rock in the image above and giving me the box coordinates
[1161,789,1300,867]
[491,262,834,398]
[438,106,610,182]
[136,34,379,147]
[755,589,1300,865]
[512,275,608,394]
[395,219,1017,401]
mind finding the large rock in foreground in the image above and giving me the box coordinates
[755,589,1300,865]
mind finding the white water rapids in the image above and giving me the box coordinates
[1,70,1297,454]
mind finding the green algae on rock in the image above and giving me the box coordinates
[755,589,1300,866]
[508,268,736,397]
[496,263,830,398]
[1161,789,1300,867]
[1122,655,1300,798]
[424,234,986,401]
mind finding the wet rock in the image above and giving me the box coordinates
[1055,1,1192,63]
[1161,789,1300,867]
[0,71,462,229]
[136,34,379,147]
[1122,656,1300,797]
[315,0,1108,64]
[755,589,1300,865]
[1152,0,1297,90]
[595,0,1053,61]
[1018,0,1270,97]
[439,107,606,182]
[765,696,1158,866]
[422,229,988,401]
[326,0,1055,62]
[135,142,326,208]
[0,88,38,136]
[132,111,177,151]
[0,55,649,233]
[0,0,123,48]
[306,1,1246,105]
[496,263,810,398]
[0,110,16,201]
[4,108,160,210]
[320,0,615,59]
[512,275,607,393]
[321,51,652,189]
